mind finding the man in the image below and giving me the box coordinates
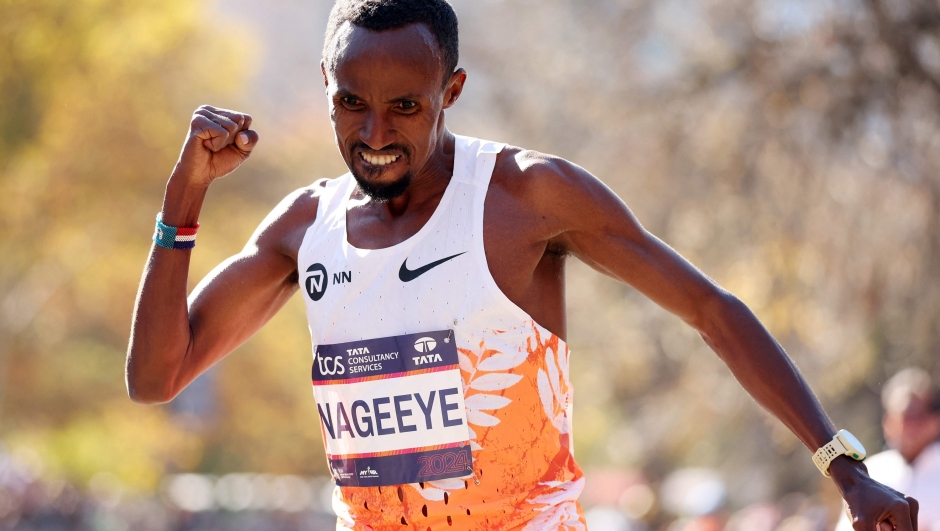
[125,0,918,529]
[837,368,940,531]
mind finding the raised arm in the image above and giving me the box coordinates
[125,106,311,404]
[525,153,918,531]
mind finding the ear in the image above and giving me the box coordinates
[321,60,330,89]
[442,68,467,109]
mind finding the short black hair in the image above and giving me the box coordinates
[323,0,459,84]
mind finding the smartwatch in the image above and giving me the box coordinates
[812,429,866,477]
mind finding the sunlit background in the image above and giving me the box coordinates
[2,0,939,529]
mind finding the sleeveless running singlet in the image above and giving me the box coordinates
[298,136,587,530]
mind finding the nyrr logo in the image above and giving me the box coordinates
[317,355,345,376]
[414,337,437,352]
[305,263,328,301]
[359,466,379,477]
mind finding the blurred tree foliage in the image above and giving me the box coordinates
[3,0,940,515]
[450,0,940,506]
[0,0,330,491]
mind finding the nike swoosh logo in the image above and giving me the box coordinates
[399,252,466,282]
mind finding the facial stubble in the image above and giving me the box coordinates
[349,142,414,202]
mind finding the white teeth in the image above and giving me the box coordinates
[361,153,399,166]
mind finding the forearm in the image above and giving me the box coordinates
[126,175,208,403]
[700,293,836,452]
[700,293,873,490]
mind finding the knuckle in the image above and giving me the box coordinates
[214,115,237,130]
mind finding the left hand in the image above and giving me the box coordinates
[831,457,919,531]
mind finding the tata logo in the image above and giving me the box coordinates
[413,353,443,366]
[359,466,378,477]
[305,263,328,301]
[317,355,345,376]
[414,337,437,352]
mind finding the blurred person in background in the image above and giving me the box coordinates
[836,368,940,531]
[125,0,920,529]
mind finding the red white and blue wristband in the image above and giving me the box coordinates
[153,213,199,250]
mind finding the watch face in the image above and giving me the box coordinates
[839,430,866,459]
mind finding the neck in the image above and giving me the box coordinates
[380,128,456,216]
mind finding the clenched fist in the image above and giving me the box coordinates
[173,105,259,188]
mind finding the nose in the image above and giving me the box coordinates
[360,109,395,150]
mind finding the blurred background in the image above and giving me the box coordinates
[1,0,939,529]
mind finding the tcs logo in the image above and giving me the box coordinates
[317,354,345,376]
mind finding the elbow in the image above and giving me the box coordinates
[125,350,180,405]
[691,289,745,350]
[127,383,176,405]
[126,373,178,405]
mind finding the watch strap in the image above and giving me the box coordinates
[812,435,848,477]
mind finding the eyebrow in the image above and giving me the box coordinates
[333,88,427,104]
[334,88,362,100]
[388,94,424,103]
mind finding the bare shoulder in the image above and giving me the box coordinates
[247,177,336,262]
[491,146,622,238]
[492,146,589,198]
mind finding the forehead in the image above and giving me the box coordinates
[327,22,444,95]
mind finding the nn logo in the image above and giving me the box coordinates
[304,263,352,302]
[305,263,328,301]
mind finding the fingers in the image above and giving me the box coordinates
[235,129,260,153]
[190,115,230,152]
[845,482,917,531]
[857,519,895,531]
[191,105,255,153]
[886,497,916,531]
[906,495,918,531]
[201,104,252,131]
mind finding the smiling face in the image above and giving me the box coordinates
[323,21,465,201]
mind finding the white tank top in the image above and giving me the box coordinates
[298,135,587,530]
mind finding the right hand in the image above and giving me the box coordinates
[174,105,259,187]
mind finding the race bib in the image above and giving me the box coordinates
[312,329,473,487]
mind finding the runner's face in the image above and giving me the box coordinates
[323,22,462,200]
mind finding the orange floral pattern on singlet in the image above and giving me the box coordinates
[332,321,587,531]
